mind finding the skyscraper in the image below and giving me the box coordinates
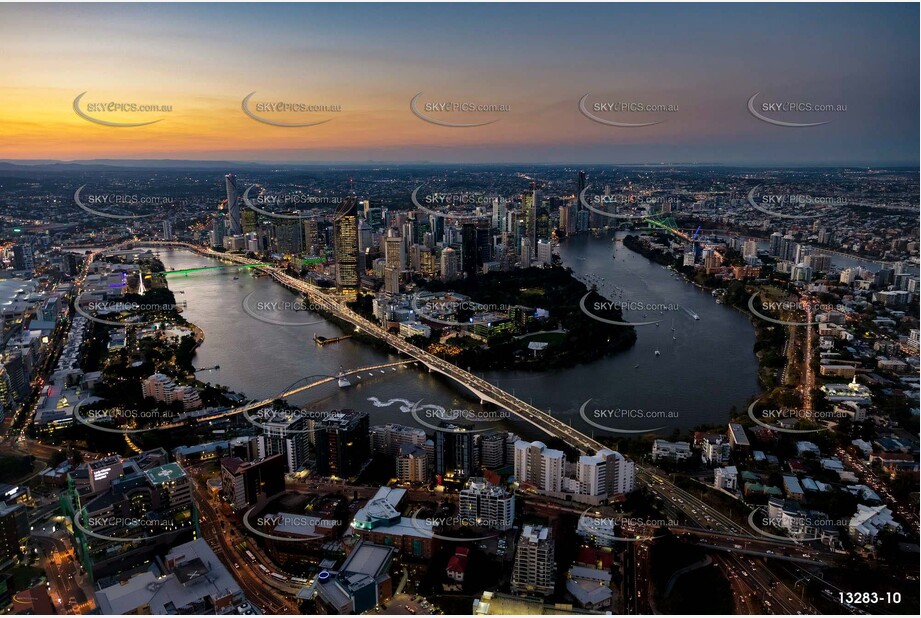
[434,425,478,481]
[522,188,539,259]
[560,203,576,237]
[315,409,370,478]
[769,231,783,257]
[256,411,309,474]
[476,219,492,265]
[441,247,459,281]
[461,223,478,278]
[11,244,34,271]
[536,240,552,266]
[780,234,797,262]
[333,197,360,291]
[210,217,226,248]
[384,233,405,270]
[225,173,242,236]
[358,219,373,254]
[303,218,320,254]
[242,209,258,234]
[492,197,507,232]
[274,219,303,255]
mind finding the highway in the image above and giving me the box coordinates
[641,467,818,614]
[273,267,607,453]
[803,297,815,415]
[639,466,753,537]
[190,469,301,613]
[140,241,608,455]
[133,241,825,614]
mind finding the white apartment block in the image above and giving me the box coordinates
[141,373,201,411]
[458,477,515,531]
[652,439,692,462]
[514,440,564,493]
[714,465,738,491]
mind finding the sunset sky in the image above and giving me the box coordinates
[0,2,917,165]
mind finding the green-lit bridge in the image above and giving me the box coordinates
[643,214,694,241]
[160,263,270,276]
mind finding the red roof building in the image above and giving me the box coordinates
[446,547,470,582]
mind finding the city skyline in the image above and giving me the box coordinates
[2,162,918,616]
[0,3,918,165]
[1,3,918,616]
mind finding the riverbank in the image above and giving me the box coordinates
[149,242,760,433]
[619,233,783,394]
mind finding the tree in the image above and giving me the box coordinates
[49,450,68,468]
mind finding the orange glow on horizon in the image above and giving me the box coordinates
[0,85,695,160]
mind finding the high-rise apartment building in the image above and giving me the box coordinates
[513,440,564,493]
[461,223,478,277]
[315,409,370,478]
[11,244,34,271]
[479,432,509,469]
[742,238,758,258]
[511,525,556,596]
[225,173,242,236]
[441,247,459,281]
[458,477,514,530]
[333,197,360,290]
[257,411,309,474]
[435,426,478,481]
[536,240,552,266]
[370,424,427,457]
[220,453,285,511]
[396,444,428,483]
[769,231,783,257]
[575,449,636,498]
[522,189,540,259]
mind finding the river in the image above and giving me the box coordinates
[153,236,760,438]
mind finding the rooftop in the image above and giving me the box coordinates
[145,462,186,485]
